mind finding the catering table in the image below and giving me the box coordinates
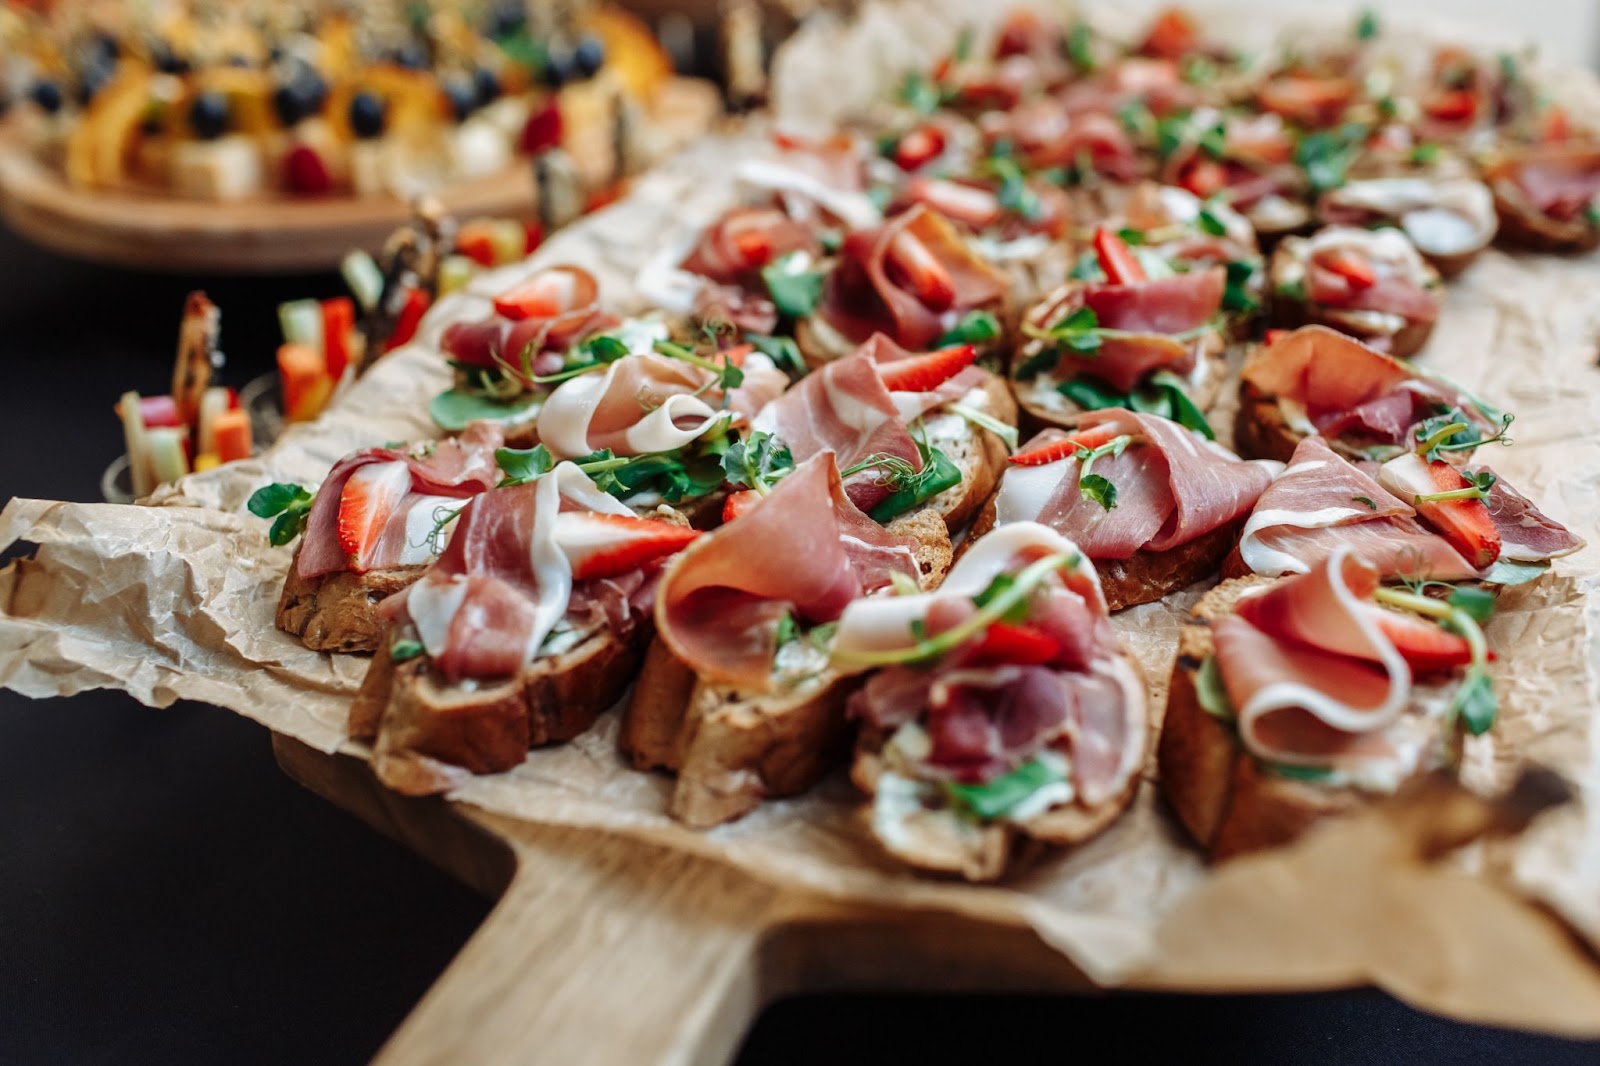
[2,225,1598,1064]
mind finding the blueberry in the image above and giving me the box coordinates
[389,41,429,70]
[76,59,113,105]
[444,77,477,122]
[89,32,119,66]
[541,51,574,89]
[189,92,230,140]
[487,1,526,37]
[272,83,305,126]
[348,91,386,139]
[151,40,190,75]
[573,36,605,78]
[29,79,63,115]
[472,67,500,107]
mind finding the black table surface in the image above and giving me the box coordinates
[1,225,1597,1065]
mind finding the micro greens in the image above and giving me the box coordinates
[1373,585,1498,735]
[760,252,827,319]
[945,757,1067,820]
[1413,412,1515,460]
[949,403,1019,448]
[936,309,1002,348]
[721,430,795,495]
[652,339,745,391]
[745,333,809,378]
[247,482,314,547]
[1414,468,1497,505]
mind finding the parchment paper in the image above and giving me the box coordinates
[5,1,1600,1036]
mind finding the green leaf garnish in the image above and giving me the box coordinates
[945,757,1066,821]
[247,482,314,547]
[1295,124,1367,192]
[495,445,555,485]
[760,252,827,319]
[898,70,945,114]
[1078,472,1118,510]
[721,430,795,494]
[1065,22,1096,72]
[1269,763,1339,782]
[1353,495,1378,511]
[936,309,1001,348]
[1454,669,1498,735]
[1196,206,1229,237]
[1194,656,1235,721]
[860,439,963,522]
[390,638,424,663]
[1354,8,1380,40]
[429,388,541,431]
[1413,411,1515,461]
[1447,586,1497,624]
[1222,259,1259,314]
[745,333,809,378]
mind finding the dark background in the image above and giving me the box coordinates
[2,227,1598,1065]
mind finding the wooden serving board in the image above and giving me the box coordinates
[0,78,722,274]
[272,734,1098,1066]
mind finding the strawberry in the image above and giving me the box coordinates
[894,124,947,170]
[556,513,701,580]
[969,621,1062,666]
[523,220,544,255]
[384,287,431,352]
[885,231,956,311]
[1316,248,1376,289]
[1368,608,1474,674]
[722,489,760,524]
[1092,226,1146,285]
[456,221,497,267]
[284,144,331,196]
[1377,453,1502,570]
[493,269,577,321]
[1542,106,1572,144]
[1140,8,1198,60]
[876,343,976,392]
[1258,75,1355,126]
[338,461,413,572]
[1179,157,1227,199]
[519,100,563,154]
[720,343,754,368]
[1008,423,1125,466]
[905,177,1002,229]
[1424,89,1478,123]
[730,226,775,269]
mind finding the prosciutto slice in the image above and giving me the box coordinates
[1485,476,1586,562]
[536,354,728,460]
[753,352,922,513]
[679,206,821,290]
[1241,326,1490,447]
[439,266,618,386]
[1491,143,1600,222]
[1237,436,1478,580]
[816,205,1007,350]
[393,465,656,683]
[839,523,1143,803]
[1035,269,1223,392]
[979,101,1140,180]
[995,411,1279,560]
[1213,549,1414,768]
[656,454,921,691]
[295,423,507,580]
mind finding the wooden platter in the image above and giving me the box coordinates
[0,78,722,274]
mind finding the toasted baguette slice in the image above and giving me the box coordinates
[794,306,1009,372]
[620,508,954,827]
[1158,576,1463,861]
[1009,332,1228,435]
[919,370,1018,532]
[352,621,649,796]
[276,546,424,654]
[1267,288,1436,359]
[1231,377,1303,464]
[966,495,1243,611]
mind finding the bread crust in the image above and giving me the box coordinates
[1268,293,1436,360]
[620,511,955,826]
[924,370,1018,533]
[1009,331,1229,436]
[276,548,423,654]
[1231,380,1303,464]
[353,624,648,796]
[1157,576,1462,861]
[1490,177,1600,255]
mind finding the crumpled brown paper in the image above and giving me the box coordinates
[5,2,1600,1036]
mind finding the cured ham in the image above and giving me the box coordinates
[1489,143,1600,223]
[978,101,1140,179]
[439,266,618,385]
[1485,477,1586,562]
[752,351,923,513]
[1273,228,1442,341]
[1237,436,1479,579]
[996,411,1278,560]
[1025,268,1223,393]
[679,206,822,290]
[1241,326,1492,448]
[295,423,508,579]
[1213,549,1416,768]
[815,205,1008,350]
[1318,178,1498,263]
[391,464,690,683]
[655,453,921,692]
[837,523,1142,804]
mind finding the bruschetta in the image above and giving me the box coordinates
[1269,225,1444,357]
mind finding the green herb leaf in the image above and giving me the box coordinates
[495,445,555,486]
[1295,124,1367,192]
[1222,258,1260,314]
[1065,22,1096,72]
[1276,278,1308,302]
[936,310,1001,348]
[1148,370,1215,439]
[1354,8,1380,40]
[1269,763,1338,782]
[247,482,311,519]
[1078,472,1118,510]
[1481,557,1549,586]
[390,638,424,663]
[1447,586,1497,624]
[946,757,1066,821]
[267,511,305,547]
[429,388,541,431]
[745,333,808,378]
[1194,656,1235,721]
[761,252,827,319]
[1409,142,1441,166]
[898,70,944,114]
[1196,206,1229,237]
[774,612,800,647]
[1454,668,1498,735]
[867,441,962,522]
[721,430,796,493]
[1353,495,1378,511]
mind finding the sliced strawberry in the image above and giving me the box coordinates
[1367,607,1474,673]
[493,269,579,321]
[556,512,701,580]
[1377,453,1502,570]
[885,231,956,311]
[1179,157,1227,199]
[384,287,431,352]
[1140,7,1198,60]
[969,621,1062,666]
[1316,248,1377,289]
[519,100,564,154]
[338,461,412,572]
[1008,423,1125,466]
[894,124,947,170]
[1541,106,1572,144]
[877,343,976,393]
[905,177,1002,229]
[719,343,754,368]
[523,220,544,255]
[284,144,331,195]
[722,489,761,524]
[1257,75,1355,126]
[1093,226,1146,285]
[1424,89,1478,123]
[730,226,775,269]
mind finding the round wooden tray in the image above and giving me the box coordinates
[0,77,722,274]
